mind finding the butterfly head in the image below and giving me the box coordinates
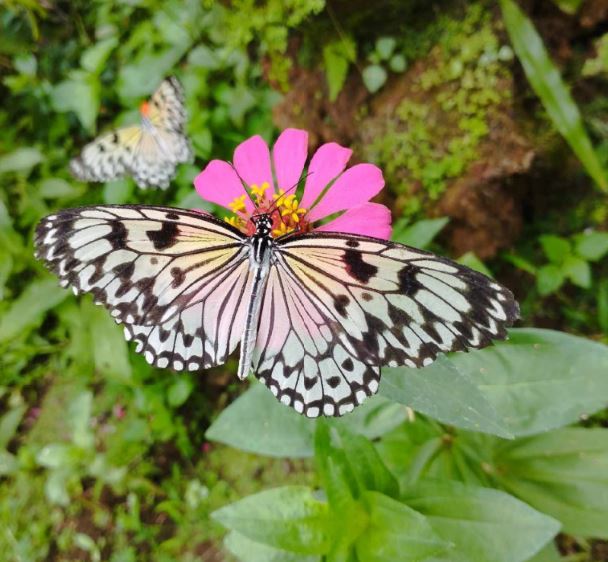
[251,213,273,237]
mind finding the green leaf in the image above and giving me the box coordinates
[362,65,387,93]
[69,391,94,449]
[211,486,331,555]
[0,278,68,343]
[457,252,492,277]
[375,37,397,60]
[497,428,608,538]
[598,278,608,334]
[224,531,320,562]
[167,376,194,407]
[80,37,118,74]
[526,542,562,562]
[103,179,134,204]
[323,37,356,102]
[51,71,100,132]
[38,178,83,199]
[0,450,18,476]
[355,491,448,562]
[538,235,570,263]
[0,404,27,449]
[0,147,44,175]
[380,357,513,438]
[574,231,608,261]
[466,328,608,436]
[500,0,608,192]
[389,54,407,73]
[404,480,560,562]
[86,301,132,383]
[562,255,591,288]
[551,0,584,15]
[391,217,449,249]
[206,383,406,458]
[536,264,564,296]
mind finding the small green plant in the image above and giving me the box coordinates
[362,36,408,94]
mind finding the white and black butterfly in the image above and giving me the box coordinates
[70,77,193,190]
[35,205,519,417]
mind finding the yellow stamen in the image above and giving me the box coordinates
[272,221,289,237]
[250,182,269,199]
[224,216,242,228]
[228,194,247,213]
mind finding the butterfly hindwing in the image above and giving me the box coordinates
[35,205,250,369]
[70,77,193,190]
[252,232,518,417]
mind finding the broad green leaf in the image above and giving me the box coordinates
[51,71,100,132]
[224,531,320,562]
[362,65,387,93]
[536,265,564,296]
[103,179,134,205]
[0,278,67,343]
[336,427,399,499]
[552,0,584,14]
[80,37,118,74]
[375,37,396,60]
[500,0,608,191]
[538,235,570,263]
[0,404,26,449]
[0,147,44,174]
[206,382,314,458]
[389,54,407,73]
[380,357,512,438]
[456,252,492,277]
[38,178,83,199]
[206,383,406,458]
[562,255,591,288]
[404,480,559,562]
[86,301,132,383]
[167,376,194,407]
[496,428,608,538]
[574,231,608,261]
[323,37,356,101]
[355,491,448,562]
[391,217,449,249]
[0,450,18,476]
[464,328,608,436]
[69,391,94,449]
[211,486,331,555]
[526,542,562,562]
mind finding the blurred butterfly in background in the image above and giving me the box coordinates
[69,77,193,190]
[35,205,519,418]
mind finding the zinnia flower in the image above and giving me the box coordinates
[194,128,391,239]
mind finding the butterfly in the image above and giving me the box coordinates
[35,205,519,417]
[69,77,193,190]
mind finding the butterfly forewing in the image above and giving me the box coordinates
[35,205,250,369]
[251,232,519,417]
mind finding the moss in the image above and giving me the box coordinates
[367,3,513,216]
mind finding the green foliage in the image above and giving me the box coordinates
[500,0,608,192]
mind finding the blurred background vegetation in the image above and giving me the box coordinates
[1,0,608,560]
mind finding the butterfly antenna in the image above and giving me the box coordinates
[265,171,313,216]
[228,162,257,210]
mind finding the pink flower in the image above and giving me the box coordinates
[194,128,391,239]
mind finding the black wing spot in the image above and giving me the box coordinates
[151,257,158,265]
[147,222,179,250]
[109,221,128,249]
[98,144,106,153]
[361,292,373,301]
[343,249,378,284]
[346,239,359,248]
[341,358,354,372]
[326,376,341,389]
[166,212,180,220]
[111,132,119,144]
[170,266,185,288]
[304,377,317,390]
[398,265,423,296]
[334,294,350,318]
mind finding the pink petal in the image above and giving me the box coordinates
[300,142,352,210]
[315,203,392,240]
[194,160,255,212]
[272,128,308,191]
[307,163,385,222]
[233,135,274,194]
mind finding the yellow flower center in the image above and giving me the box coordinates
[224,184,309,237]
